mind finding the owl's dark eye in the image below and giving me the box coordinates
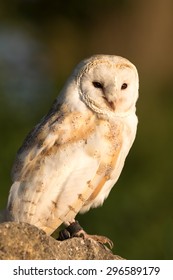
[121,83,128,90]
[92,81,103,89]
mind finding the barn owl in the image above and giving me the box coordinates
[6,55,139,248]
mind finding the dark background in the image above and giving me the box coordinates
[0,0,173,259]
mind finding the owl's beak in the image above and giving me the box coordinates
[102,96,116,111]
[108,100,116,111]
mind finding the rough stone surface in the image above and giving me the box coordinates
[0,222,124,260]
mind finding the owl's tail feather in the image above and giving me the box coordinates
[34,217,63,236]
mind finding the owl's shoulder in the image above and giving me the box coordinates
[11,102,97,181]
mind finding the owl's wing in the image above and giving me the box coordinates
[11,103,64,181]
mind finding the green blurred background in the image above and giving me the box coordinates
[0,0,173,259]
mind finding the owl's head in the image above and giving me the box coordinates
[74,55,139,118]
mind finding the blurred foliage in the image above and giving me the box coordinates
[0,0,173,259]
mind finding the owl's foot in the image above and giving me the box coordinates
[58,220,113,249]
[76,230,114,249]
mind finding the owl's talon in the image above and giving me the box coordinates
[74,229,114,249]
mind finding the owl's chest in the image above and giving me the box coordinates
[83,119,123,161]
